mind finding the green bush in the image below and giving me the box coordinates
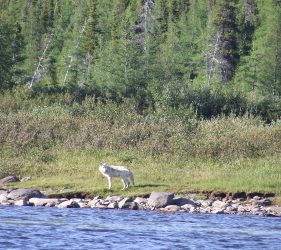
[1,93,281,161]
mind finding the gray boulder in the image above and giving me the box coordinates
[173,197,196,206]
[57,199,80,208]
[7,189,45,201]
[148,191,174,208]
[0,189,9,196]
[0,190,8,196]
[118,197,138,210]
[0,193,9,204]
[29,198,67,207]
[0,176,20,186]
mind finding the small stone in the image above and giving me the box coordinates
[77,200,90,208]
[181,204,196,211]
[118,197,133,208]
[254,199,272,206]
[237,205,246,213]
[118,197,138,210]
[200,199,213,207]
[100,200,110,206]
[134,197,148,204]
[108,202,119,209]
[105,196,122,203]
[95,203,108,209]
[14,199,28,206]
[225,206,237,213]
[231,200,242,204]
[212,200,228,209]
[20,176,32,182]
[190,206,197,213]
[88,198,100,208]
[211,208,225,214]
[0,193,9,204]
[251,206,262,213]
[164,205,181,212]
[200,207,211,213]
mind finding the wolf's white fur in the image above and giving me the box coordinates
[99,163,135,190]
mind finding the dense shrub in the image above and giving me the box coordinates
[1,93,281,160]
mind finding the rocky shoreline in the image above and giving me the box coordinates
[1,175,281,216]
[1,188,281,217]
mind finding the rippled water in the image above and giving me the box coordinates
[0,206,281,250]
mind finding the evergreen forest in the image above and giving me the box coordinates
[0,0,281,119]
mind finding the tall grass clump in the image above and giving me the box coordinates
[1,95,281,160]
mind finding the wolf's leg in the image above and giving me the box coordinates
[129,172,135,186]
[121,178,126,190]
[124,177,129,188]
[107,176,112,189]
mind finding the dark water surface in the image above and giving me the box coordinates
[0,206,281,249]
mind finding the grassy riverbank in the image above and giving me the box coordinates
[4,148,281,198]
[1,94,281,198]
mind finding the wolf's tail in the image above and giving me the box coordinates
[129,171,135,186]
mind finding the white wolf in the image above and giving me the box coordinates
[99,163,135,190]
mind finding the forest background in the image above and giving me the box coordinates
[1,0,281,197]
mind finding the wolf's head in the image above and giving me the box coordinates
[99,163,109,174]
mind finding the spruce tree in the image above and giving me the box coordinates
[11,22,26,85]
[0,16,13,89]
[82,0,99,57]
[238,0,259,56]
[213,0,240,85]
[239,0,281,96]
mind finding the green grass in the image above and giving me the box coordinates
[1,99,281,199]
[3,147,281,198]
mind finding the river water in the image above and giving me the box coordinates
[0,206,281,250]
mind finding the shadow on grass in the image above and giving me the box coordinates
[135,184,168,188]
